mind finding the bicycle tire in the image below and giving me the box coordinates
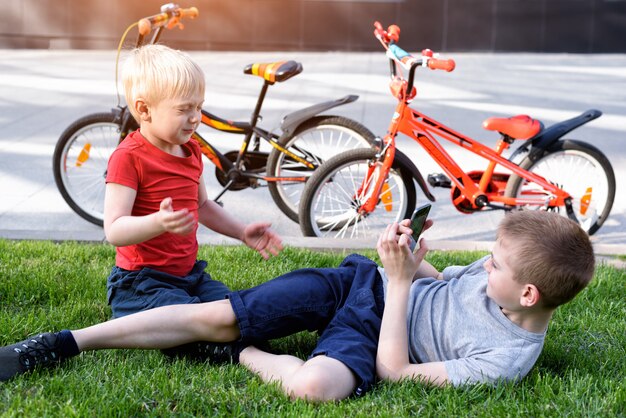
[299,147,416,239]
[53,112,122,227]
[267,115,376,222]
[504,139,615,235]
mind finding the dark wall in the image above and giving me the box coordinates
[1,0,625,52]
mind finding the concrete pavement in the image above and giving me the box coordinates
[0,49,625,258]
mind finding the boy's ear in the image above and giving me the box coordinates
[520,284,541,307]
[134,98,151,121]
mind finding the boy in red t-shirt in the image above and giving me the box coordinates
[103,44,282,357]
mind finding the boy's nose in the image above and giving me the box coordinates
[483,258,492,271]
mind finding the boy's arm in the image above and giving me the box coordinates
[413,259,443,281]
[104,183,195,246]
[197,176,282,259]
[376,222,449,386]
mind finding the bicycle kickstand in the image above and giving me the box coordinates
[212,180,235,207]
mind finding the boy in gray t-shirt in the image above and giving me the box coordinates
[379,256,545,385]
[376,210,595,387]
[1,211,595,401]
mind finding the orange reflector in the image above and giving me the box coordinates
[381,182,393,211]
[76,143,91,167]
[580,187,592,216]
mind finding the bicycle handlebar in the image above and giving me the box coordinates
[374,21,455,73]
[138,4,199,36]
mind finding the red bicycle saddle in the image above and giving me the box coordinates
[482,114,542,140]
[243,60,303,84]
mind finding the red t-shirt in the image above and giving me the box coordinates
[105,130,202,276]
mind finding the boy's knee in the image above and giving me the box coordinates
[191,300,240,341]
[288,367,351,402]
[288,369,330,401]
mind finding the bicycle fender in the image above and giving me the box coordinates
[394,149,436,202]
[527,109,601,162]
[280,95,359,136]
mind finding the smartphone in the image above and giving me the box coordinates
[408,203,431,252]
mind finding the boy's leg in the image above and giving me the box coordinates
[229,254,383,401]
[240,347,356,402]
[73,299,238,351]
[0,300,239,382]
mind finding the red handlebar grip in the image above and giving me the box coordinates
[427,58,456,72]
[138,13,168,35]
[387,24,400,43]
[137,6,199,36]
[180,6,199,19]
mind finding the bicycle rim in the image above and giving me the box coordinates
[270,118,374,221]
[58,122,119,223]
[510,149,611,233]
[308,159,409,239]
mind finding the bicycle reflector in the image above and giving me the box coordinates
[580,187,592,216]
[76,143,91,167]
[381,182,393,211]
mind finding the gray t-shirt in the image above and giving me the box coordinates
[379,256,545,385]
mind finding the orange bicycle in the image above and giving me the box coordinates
[299,22,615,239]
[53,4,376,226]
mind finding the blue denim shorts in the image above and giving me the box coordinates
[107,260,231,318]
[228,253,385,396]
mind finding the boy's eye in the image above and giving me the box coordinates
[489,254,498,269]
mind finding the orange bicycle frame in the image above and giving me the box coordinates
[392,101,571,208]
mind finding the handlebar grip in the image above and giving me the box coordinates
[137,6,199,36]
[427,58,456,72]
[179,6,199,19]
[138,13,168,35]
[387,25,400,43]
[373,21,400,43]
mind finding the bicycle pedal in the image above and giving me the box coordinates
[427,173,452,188]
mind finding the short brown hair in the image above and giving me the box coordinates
[497,211,595,308]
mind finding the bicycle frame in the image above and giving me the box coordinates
[391,103,571,208]
[193,109,312,181]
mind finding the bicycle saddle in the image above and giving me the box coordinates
[482,114,543,140]
[243,60,303,84]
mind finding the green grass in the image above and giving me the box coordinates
[0,240,624,417]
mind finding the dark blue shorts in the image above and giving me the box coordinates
[228,253,385,396]
[107,260,230,318]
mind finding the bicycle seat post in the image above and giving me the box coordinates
[250,81,270,128]
[233,80,270,167]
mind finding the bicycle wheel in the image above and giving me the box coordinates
[267,115,375,222]
[504,139,615,235]
[53,112,122,227]
[300,147,416,239]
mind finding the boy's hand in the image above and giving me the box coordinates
[376,221,429,283]
[157,197,196,235]
[242,222,283,260]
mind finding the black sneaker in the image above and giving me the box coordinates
[0,333,63,381]
[161,341,245,364]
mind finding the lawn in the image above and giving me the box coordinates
[0,240,624,417]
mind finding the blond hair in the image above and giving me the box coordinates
[497,211,595,308]
[122,44,205,121]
